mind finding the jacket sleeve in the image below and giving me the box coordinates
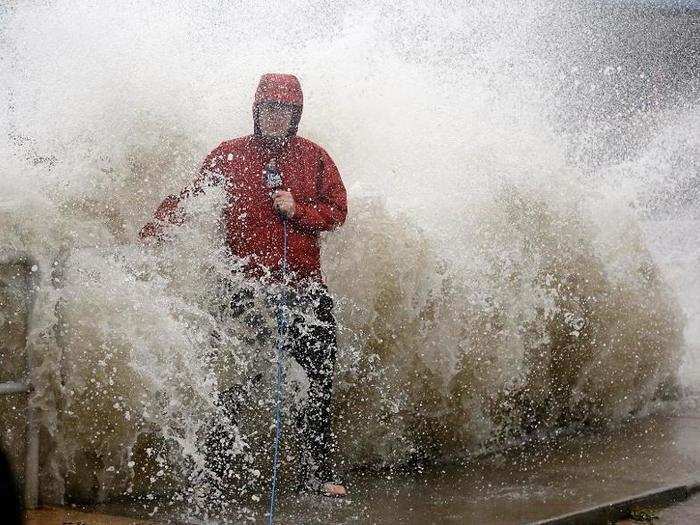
[291,147,347,233]
[139,143,227,240]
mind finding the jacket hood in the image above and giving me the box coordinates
[253,73,303,139]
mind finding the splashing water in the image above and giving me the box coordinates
[0,0,697,521]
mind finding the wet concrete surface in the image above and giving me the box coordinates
[616,491,700,524]
[658,492,700,523]
[27,403,700,524]
[271,406,700,524]
[25,507,153,525]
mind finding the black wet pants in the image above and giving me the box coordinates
[284,286,338,483]
[221,283,339,484]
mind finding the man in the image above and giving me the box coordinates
[140,74,347,497]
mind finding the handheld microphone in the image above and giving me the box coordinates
[263,159,283,193]
[264,159,289,220]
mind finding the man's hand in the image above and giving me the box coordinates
[272,190,296,219]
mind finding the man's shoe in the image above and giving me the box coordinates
[301,476,347,498]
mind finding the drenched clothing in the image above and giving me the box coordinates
[287,286,338,484]
[140,75,347,283]
[220,282,339,483]
[141,73,346,486]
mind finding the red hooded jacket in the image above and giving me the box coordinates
[140,74,347,282]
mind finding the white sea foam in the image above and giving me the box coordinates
[0,0,697,519]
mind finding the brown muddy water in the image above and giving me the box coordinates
[2,2,699,524]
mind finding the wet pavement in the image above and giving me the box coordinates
[26,403,700,524]
[26,507,152,525]
[615,491,700,524]
[272,405,700,524]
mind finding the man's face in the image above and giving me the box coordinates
[258,102,295,138]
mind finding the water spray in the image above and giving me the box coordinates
[264,159,286,524]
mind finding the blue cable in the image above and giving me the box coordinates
[268,220,288,525]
